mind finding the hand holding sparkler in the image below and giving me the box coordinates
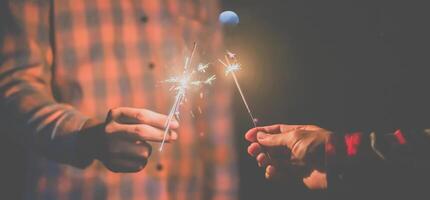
[86,107,179,173]
[245,124,329,190]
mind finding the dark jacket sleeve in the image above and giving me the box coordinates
[326,129,430,198]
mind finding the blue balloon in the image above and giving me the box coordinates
[219,11,239,26]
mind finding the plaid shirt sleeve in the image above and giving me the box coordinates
[0,0,91,168]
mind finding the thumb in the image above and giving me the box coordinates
[257,131,287,147]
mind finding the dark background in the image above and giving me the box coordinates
[1,0,430,199]
[221,0,430,199]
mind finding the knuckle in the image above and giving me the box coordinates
[104,122,117,134]
[288,131,302,148]
[135,111,147,122]
[133,125,145,135]
[291,130,303,139]
[284,130,299,144]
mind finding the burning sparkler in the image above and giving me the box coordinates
[159,43,216,152]
[218,51,258,127]
[219,51,272,162]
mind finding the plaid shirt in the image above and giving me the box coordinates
[0,0,237,199]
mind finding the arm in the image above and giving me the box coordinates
[327,129,430,191]
[245,124,430,190]
[0,0,91,167]
[0,1,178,172]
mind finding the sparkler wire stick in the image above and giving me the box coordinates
[159,91,183,152]
[219,54,272,162]
[231,72,257,128]
[159,43,197,152]
[218,59,257,127]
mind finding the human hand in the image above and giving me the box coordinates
[83,107,178,173]
[245,124,330,189]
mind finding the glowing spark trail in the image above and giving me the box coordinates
[218,53,257,127]
[205,75,216,85]
[198,63,210,72]
[159,43,215,152]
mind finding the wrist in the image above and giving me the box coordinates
[76,118,105,167]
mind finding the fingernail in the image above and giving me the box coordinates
[257,132,267,140]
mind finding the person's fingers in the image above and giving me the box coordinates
[256,124,282,134]
[257,130,303,151]
[247,142,262,157]
[302,170,328,190]
[265,165,277,179]
[110,107,179,129]
[256,153,269,167]
[107,122,178,142]
[257,124,309,134]
[106,158,147,173]
[255,124,321,136]
[109,140,152,161]
[279,124,321,132]
[256,131,289,147]
[245,127,259,142]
